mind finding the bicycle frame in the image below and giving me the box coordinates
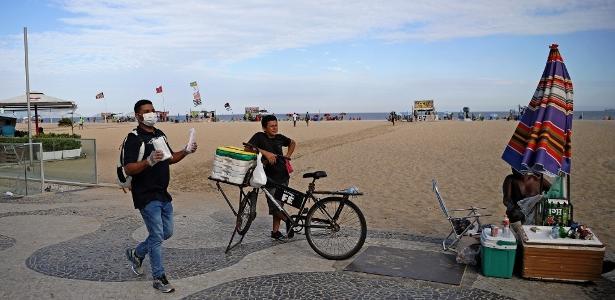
[211,143,365,255]
[260,178,362,232]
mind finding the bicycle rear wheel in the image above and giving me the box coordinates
[305,197,367,260]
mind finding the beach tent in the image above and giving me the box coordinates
[501,44,574,220]
[0,92,77,135]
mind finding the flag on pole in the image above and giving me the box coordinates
[190,81,198,88]
[193,91,202,106]
[95,92,104,99]
[155,86,163,93]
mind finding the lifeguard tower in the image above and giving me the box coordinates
[412,100,438,121]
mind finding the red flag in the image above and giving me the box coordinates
[95,92,104,99]
[155,86,163,93]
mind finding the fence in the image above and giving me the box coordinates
[0,139,98,196]
[40,139,97,184]
[0,143,44,195]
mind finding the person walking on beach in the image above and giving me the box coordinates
[246,115,296,240]
[389,111,396,126]
[292,112,298,127]
[78,116,84,130]
[305,112,310,126]
[124,99,197,293]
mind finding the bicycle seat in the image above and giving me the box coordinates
[303,171,327,179]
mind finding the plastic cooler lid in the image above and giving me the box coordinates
[481,228,517,249]
[216,146,257,161]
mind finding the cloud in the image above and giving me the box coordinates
[1,0,614,73]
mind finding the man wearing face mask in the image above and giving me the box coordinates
[123,99,197,293]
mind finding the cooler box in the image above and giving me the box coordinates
[210,146,257,184]
[480,228,517,278]
[517,225,604,282]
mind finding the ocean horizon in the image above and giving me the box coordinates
[12,110,615,123]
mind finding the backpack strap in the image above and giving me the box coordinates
[131,129,146,161]
[120,129,145,166]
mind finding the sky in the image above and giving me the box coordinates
[1,0,615,117]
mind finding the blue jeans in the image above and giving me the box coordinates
[135,200,173,278]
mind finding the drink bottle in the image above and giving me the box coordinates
[502,216,511,238]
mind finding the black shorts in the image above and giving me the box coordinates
[265,179,289,215]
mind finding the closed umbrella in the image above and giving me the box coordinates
[502,44,573,177]
[502,44,574,225]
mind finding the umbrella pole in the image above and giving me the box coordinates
[35,105,39,135]
[71,111,74,135]
[567,173,572,223]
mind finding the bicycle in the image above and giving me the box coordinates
[209,145,367,260]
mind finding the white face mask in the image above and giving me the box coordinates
[141,112,158,127]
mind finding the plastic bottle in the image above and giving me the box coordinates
[502,216,511,238]
[562,202,569,226]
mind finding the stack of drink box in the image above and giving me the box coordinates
[539,198,572,226]
[211,146,257,185]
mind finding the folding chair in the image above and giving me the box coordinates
[432,179,490,252]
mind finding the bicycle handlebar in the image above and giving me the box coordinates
[243,142,291,160]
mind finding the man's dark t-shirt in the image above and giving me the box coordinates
[123,127,173,209]
[503,175,525,223]
[248,132,291,184]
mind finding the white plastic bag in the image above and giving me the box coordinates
[151,136,172,161]
[249,153,267,188]
[517,194,543,225]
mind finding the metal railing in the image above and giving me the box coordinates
[0,139,98,196]
[0,142,44,195]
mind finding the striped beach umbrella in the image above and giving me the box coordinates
[502,44,573,177]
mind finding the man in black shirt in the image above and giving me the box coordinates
[123,99,197,293]
[247,115,296,239]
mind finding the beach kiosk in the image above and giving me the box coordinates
[501,44,604,282]
[244,107,267,122]
[412,100,438,121]
[0,114,17,137]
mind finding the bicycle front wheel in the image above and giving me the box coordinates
[236,191,256,235]
[305,197,367,260]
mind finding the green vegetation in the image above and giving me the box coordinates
[38,132,81,139]
[0,136,82,151]
[14,130,28,137]
[58,117,73,127]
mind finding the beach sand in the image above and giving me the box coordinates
[31,119,615,247]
